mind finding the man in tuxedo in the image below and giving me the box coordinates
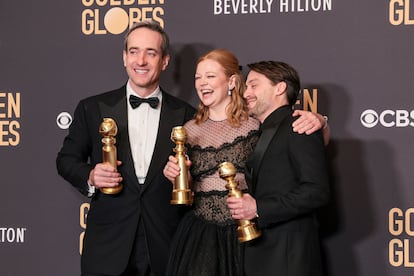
[56,21,195,276]
[227,61,330,276]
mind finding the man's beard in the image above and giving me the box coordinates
[248,98,268,119]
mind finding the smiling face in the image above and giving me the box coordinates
[195,59,233,117]
[244,70,278,123]
[123,27,169,96]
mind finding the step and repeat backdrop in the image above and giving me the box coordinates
[1,0,413,275]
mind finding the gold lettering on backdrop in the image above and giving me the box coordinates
[96,0,108,6]
[94,9,107,34]
[388,208,414,267]
[389,207,404,235]
[0,92,21,146]
[138,0,164,4]
[82,0,94,7]
[82,0,164,5]
[111,0,122,5]
[0,92,20,118]
[79,203,90,255]
[389,0,414,26]
[295,88,318,113]
[81,0,165,35]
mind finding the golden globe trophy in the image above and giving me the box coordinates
[170,126,193,205]
[99,118,123,194]
[218,161,261,242]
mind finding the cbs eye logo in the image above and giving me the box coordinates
[360,109,414,128]
[360,109,379,128]
[56,112,72,129]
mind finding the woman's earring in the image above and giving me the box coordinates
[228,89,232,96]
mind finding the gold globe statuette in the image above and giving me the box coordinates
[170,126,193,205]
[218,161,261,242]
[99,118,123,194]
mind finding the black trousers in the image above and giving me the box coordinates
[82,221,153,276]
[121,221,152,276]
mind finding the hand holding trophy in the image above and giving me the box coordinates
[218,161,261,242]
[99,118,123,194]
[170,126,193,205]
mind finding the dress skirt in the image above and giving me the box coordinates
[166,211,243,276]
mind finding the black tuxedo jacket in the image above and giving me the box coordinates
[56,85,195,275]
[244,105,330,276]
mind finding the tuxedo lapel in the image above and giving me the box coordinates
[246,126,279,194]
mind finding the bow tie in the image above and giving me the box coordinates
[129,95,159,109]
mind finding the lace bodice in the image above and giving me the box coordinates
[184,117,260,224]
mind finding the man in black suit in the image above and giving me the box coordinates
[227,61,330,276]
[56,21,195,276]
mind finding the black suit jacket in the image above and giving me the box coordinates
[56,85,195,275]
[244,105,330,276]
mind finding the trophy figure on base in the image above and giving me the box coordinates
[170,126,193,205]
[99,117,123,194]
[218,161,261,242]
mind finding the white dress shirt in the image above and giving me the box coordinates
[127,83,162,184]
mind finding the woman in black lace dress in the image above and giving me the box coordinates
[163,48,259,276]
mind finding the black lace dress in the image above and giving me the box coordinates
[166,117,260,276]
